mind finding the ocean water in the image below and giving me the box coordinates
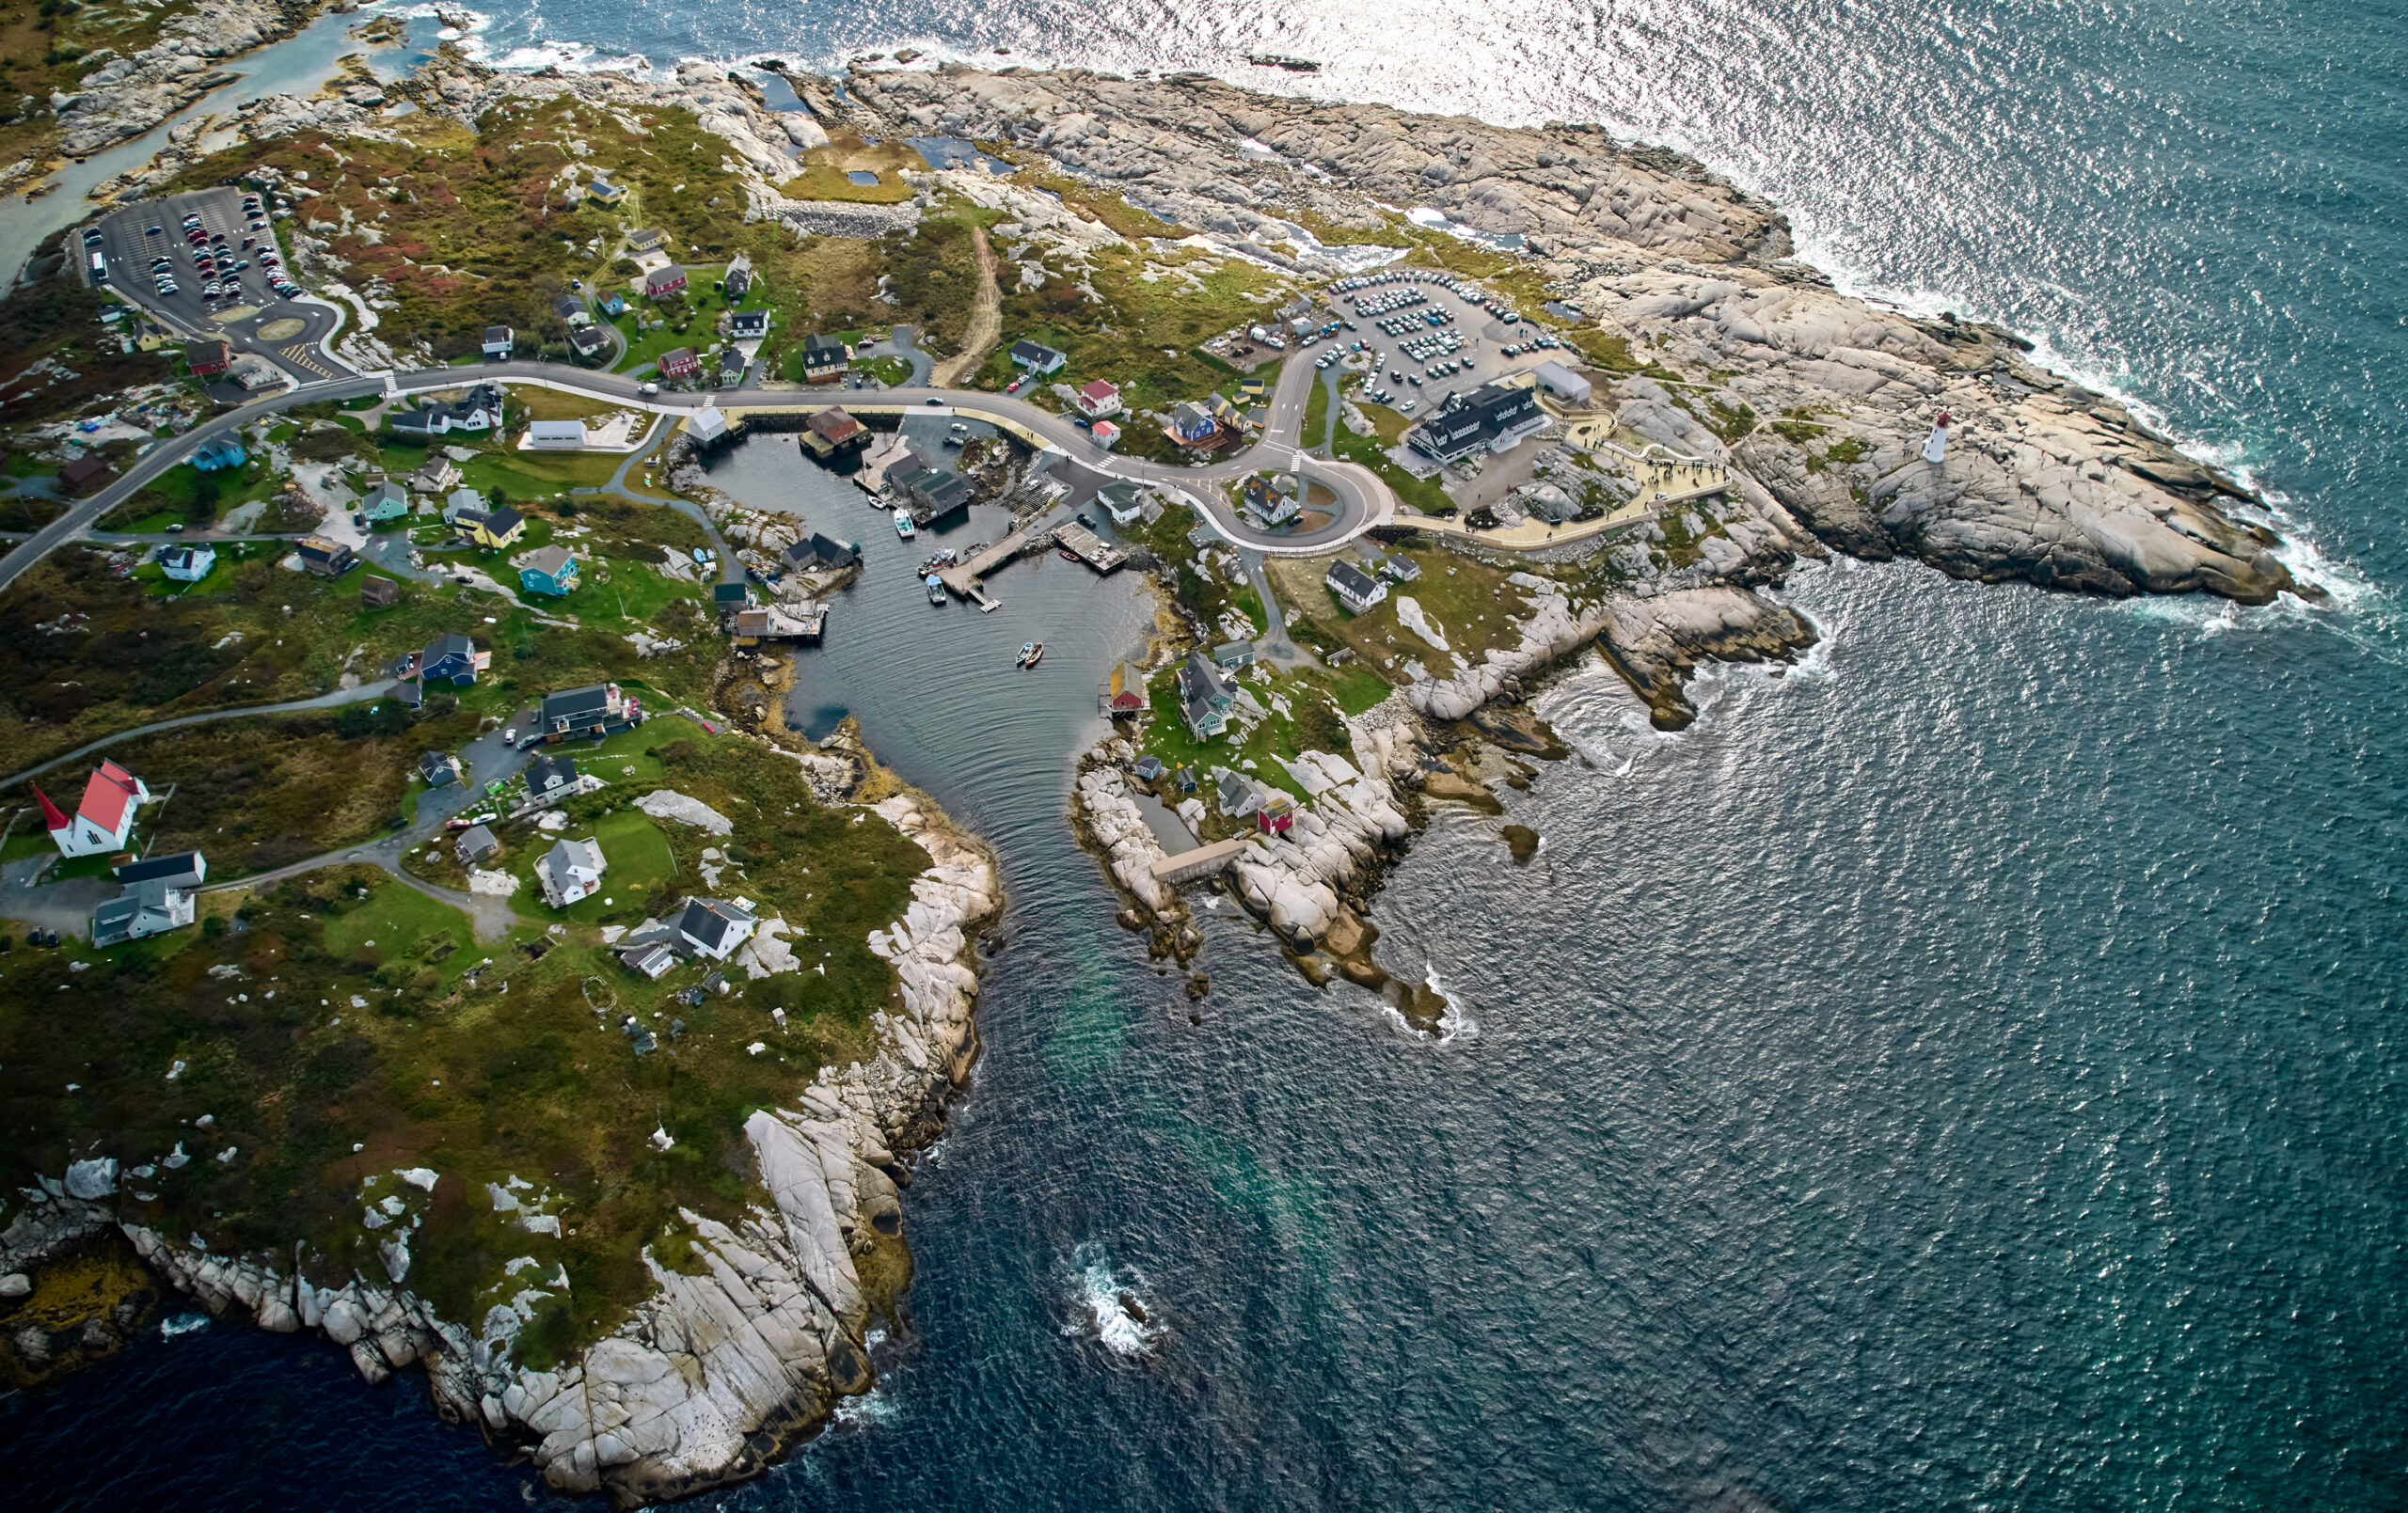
[8,1,2408,1507]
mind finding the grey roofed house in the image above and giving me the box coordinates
[621,941,676,979]
[1324,559,1386,612]
[1178,649,1233,739]
[537,835,607,906]
[455,824,499,865]
[728,309,768,339]
[569,324,609,357]
[1212,639,1256,669]
[1215,770,1263,818]
[552,293,589,324]
[420,631,479,685]
[527,753,579,798]
[113,850,206,890]
[675,896,758,960]
[539,683,616,735]
[91,877,193,947]
[419,749,462,786]
[784,531,860,573]
[1009,339,1066,373]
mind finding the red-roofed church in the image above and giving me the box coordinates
[36,760,150,858]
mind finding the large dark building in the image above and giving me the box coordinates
[1406,382,1546,462]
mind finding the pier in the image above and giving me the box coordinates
[1150,837,1251,886]
[932,519,1054,610]
[1054,521,1128,574]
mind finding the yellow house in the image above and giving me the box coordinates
[586,179,626,206]
[467,505,525,549]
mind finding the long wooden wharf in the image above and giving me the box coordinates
[1150,837,1251,886]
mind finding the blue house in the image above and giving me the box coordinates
[191,436,246,472]
[603,292,627,317]
[518,544,579,598]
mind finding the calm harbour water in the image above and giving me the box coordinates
[6,0,2406,1507]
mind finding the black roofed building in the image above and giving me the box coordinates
[674,897,758,961]
[533,682,641,745]
[1406,381,1547,462]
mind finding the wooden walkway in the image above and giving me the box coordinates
[934,526,1032,611]
[1150,837,1251,886]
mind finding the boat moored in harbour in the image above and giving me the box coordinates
[893,508,916,540]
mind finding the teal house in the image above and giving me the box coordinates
[518,544,579,597]
[361,481,411,524]
[191,436,246,472]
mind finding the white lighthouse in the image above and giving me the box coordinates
[1923,410,1952,464]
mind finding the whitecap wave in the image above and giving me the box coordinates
[1380,962,1478,1045]
[161,1312,210,1339]
[1062,1242,1163,1360]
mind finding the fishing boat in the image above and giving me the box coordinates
[1058,546,1083,563]
[926,574,947,606]
[892,508,916,540]
[1019,641,1045,669]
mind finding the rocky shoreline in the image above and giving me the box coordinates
[8,33,2314,1498]
[1,745,999,1505]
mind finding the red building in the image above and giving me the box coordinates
[642,264,689,300]
[657,346,702,381]
[187,339,230,375]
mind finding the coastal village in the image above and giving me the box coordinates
[0,20,2304,1506]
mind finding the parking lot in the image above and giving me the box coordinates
[1300,267,1578,418]
[83,186,345,382]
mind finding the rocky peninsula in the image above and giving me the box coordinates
[0,34,2308,1505]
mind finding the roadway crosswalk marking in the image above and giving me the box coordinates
[278,343,336,378]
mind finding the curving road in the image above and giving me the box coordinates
[0,679,400,792]
[0,350,1395,594]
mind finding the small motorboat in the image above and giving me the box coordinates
[893,508,916,540]
[1019,641,1045,669]
[1059,546,1083,563]
[926,574,947,605]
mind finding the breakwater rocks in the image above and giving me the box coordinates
[8,790,998,1505]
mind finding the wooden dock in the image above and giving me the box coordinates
[1054,521,1128,574]
[1150,837,1251,886]
[934,524,1036,611]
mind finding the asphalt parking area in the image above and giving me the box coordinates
[83,187,341,381]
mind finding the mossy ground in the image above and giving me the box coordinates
[0,723,932,1363]
[0,491,717,777]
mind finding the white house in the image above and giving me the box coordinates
[91,850,206,947]
[1009,339,1067,375]
[525,419,588,451]
[160,544,216,581]
[537,836,607,907]
[675,896,757,960]
[687,405,729,445]
[482,324,515,358]
[35,760,149,858]
[1324,559,1388,614]
[1074,379,1122,419]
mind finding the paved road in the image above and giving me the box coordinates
[0,352,1394,594]
[0,679,401,791]
[199,717,536,941]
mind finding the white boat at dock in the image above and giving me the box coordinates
[893,508,916,540]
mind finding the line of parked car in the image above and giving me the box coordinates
[138,192,301,307]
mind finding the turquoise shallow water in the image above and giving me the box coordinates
[5,1,2405,1506]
